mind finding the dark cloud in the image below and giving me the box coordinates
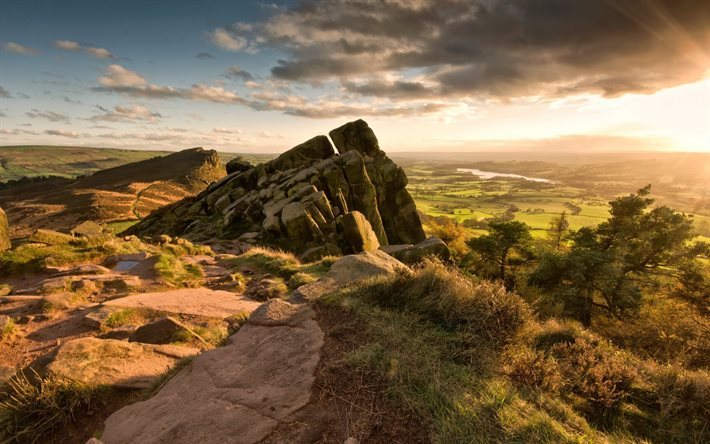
[196,52,215,60]
[26,109,71,122]
[219,0,710,100]
[224,66,254,82]
[0,86,11,98]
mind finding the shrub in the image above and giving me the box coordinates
[503,345,562,392]
[552,338,636,413]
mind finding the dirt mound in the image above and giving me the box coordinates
[0,147,224,238]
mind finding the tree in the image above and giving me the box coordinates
[547,211,570,250]
[467,220,532,287]
[529,186,702,325]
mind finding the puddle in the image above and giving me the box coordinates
[113,261,141,272]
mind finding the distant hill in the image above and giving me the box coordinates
[0,147,225,239]
[0,146,172,182]
[0,145,276,183]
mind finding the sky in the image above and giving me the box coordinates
[0,0,708,153]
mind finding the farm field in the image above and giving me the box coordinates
[394,153,710,240]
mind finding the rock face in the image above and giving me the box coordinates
[127,120,426,258]
[0,207,11,251]
[46,338,198,389]
[100,300,324,444]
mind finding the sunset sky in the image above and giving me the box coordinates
[0,0,708,153]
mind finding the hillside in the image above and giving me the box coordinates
[0,146,171,182]
[0,148,224,238]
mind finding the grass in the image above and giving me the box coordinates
[316,260,709,443]
[104,308,159,329]
[229,246,335,283]
[0,371,109,444]
[0,232,153,275]
[1,317,17,340]
[154,253,205,288]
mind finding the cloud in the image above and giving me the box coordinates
[99,64,149,88]
[0,112,6,117]
[89,104,163,123]
[0,86,11,98]
[196,52,215,60]
[212,127,242,134]
[209,28,247,51]
[3,42,39,55]
[224,66,254,82]
[217,0,710,100]
[44,129,81,138]
[26,109,71,122]
[54,40,115,59]
[94,64,451,118]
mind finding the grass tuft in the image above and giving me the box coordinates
[0,370,107,443]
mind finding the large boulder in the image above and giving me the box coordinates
[45,338,198,389]
[341,211,380,253]
[0,207,11,251]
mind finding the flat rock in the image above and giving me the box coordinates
[101,300,324,444]
[46,338,198,389]
[293,250,408,301]
[103,288,260,318]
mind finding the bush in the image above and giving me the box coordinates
[552,338,636,412]
[503,345,562,392]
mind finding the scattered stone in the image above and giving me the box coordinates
[100,301,324,443]
[344,438,359,444]
[42,292,79,310]
[29,228,75,245]
[98,326,137,340]
[70,220,106,237]
[246,278,288,301]
[383,236,451,264]
[129,317,205,345]
[0,207,10,252]
[46,337,198,389]
[82,306,122,329]
[341,211,380,252]
[48,264,112,277]
[103,288,261,318]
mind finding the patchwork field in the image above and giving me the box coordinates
[393,153,710,239]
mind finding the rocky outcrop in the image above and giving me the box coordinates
[127,120,427,259]
[0,207,11,251]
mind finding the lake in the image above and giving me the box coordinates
[457,168,553,183]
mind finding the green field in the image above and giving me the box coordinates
[400,156,710,239]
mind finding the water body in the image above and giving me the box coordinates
[457,168,553,183]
